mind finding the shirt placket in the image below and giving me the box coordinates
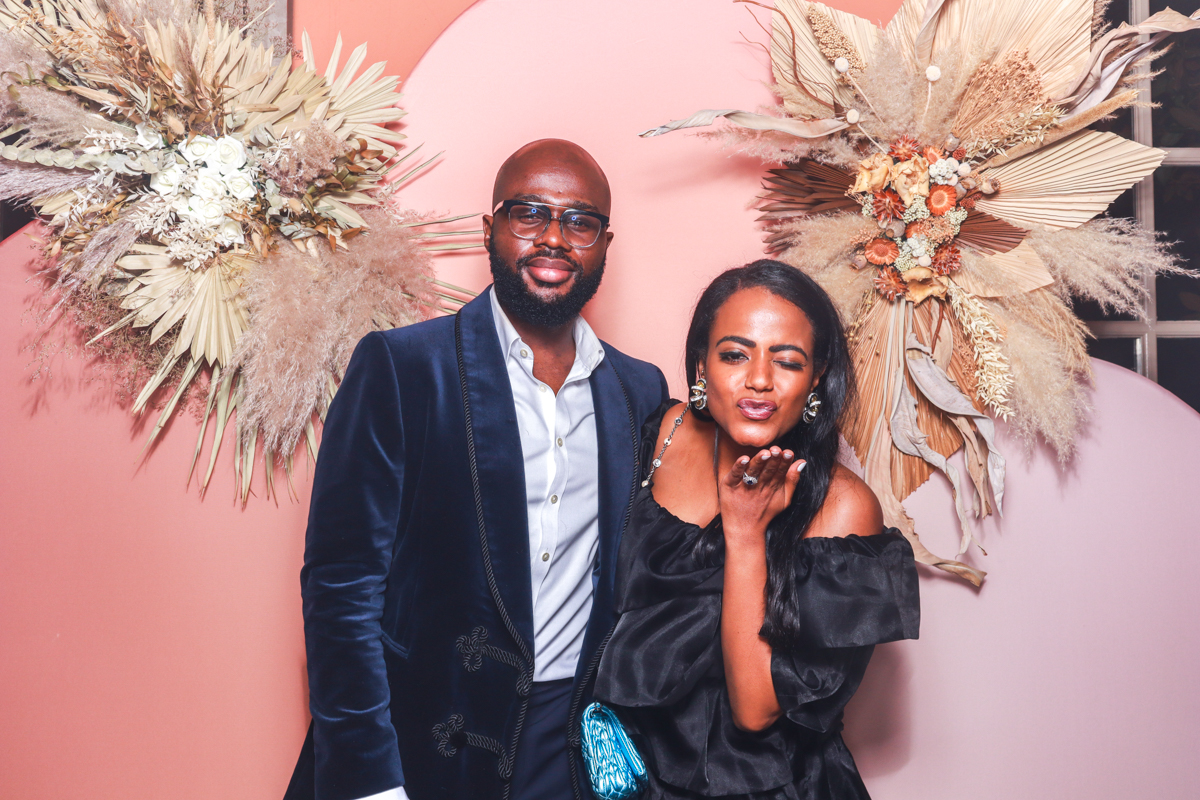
[524,344,560,607]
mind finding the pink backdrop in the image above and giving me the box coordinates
[2,1,1199,798]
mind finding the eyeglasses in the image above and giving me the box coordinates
[493,200,610,249]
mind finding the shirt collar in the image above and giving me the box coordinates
[489,286,606,377]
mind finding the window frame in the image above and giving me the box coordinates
[1087,0,1200,379]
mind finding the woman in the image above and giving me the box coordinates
[592,260,919,799]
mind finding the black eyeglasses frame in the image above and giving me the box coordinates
[492,199,611,248]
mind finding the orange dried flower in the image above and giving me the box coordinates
[873,267,908,301]
[952,147,966,161]
[864,237,899,265]
[960,194,978,210]
[872,189,904,222]
[905,220,929,239]
[931,243,962,275]
[888,135,921,161]
[926,183,957,216]
[923,145,944,164]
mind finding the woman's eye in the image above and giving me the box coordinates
[718,350,746,363]
[775,360,805,371]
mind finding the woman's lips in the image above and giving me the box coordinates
[737,399,777,420]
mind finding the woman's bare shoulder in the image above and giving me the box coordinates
[655,401,688,444]
[804,464,884,539]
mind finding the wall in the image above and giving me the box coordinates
[2,1,1199,799]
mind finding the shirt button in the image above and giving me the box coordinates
[539,384,547,393]
[557,438,564,447]
[520,348,529,358]
[550,494,558,504]
[542,552,550,562]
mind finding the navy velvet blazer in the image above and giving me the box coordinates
[285,289,668,800]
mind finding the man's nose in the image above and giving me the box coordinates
[533,216,571,252]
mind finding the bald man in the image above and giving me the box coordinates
[285,140,668,800]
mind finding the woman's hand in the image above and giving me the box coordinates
[719,447,806,543]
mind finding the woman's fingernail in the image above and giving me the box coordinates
[797,462,807,473]
[761,453,770,460]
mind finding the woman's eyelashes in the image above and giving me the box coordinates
[718,349,747,364]
[717,349,807,372]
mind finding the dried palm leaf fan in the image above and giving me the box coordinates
[0,0,478,502]
[642,0,1199,585]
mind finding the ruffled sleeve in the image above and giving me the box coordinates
[770,530,919,733]
[781,530,919,649]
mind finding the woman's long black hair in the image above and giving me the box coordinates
[685,259,855,651]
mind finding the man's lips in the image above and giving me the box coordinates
[737,399,777,420]
[524,257,577,286]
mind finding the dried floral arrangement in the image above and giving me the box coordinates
[1,0,475,501]
[644,0,1200,584]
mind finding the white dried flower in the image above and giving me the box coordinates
[150,163,186,195]
[834,57,850,73]
[135,123,164,150]
[212,136,247,172]
[224,169,257,202]
[181,135,218,164]
[845,108,861,124]
[192,167,228,199]
[925,65,942,82]
[215,217,245,245]
[184,194,227,227]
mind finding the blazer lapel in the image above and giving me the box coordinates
[456,289,535,655]
[586,355,639,643]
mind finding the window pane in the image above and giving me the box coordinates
[1071,188,1138,322]
[0,201,35,239]
[1150,2,1200,148]
[1157,338,1200,414]
[1153,168,1200,321]
[1087,336,1139,372]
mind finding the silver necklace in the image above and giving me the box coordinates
[642,406,688,487]
[641,406,725,489]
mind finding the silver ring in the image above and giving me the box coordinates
[742,474,759,486]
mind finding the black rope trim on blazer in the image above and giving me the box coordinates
[452,311,533,791]
[565,360,641,800]
[455,626,532,696]
[432,714,505,762]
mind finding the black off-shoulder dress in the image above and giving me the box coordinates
[592,404,920,800]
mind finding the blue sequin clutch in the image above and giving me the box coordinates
[580,702,648,800]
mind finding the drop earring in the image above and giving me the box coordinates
[689,377,708,410]
[802,391,821,423]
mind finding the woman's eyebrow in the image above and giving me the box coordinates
[769,343,809,358]
[716,335,755,347]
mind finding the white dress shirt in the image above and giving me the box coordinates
[355,293,605,800]
[490,288,605,682]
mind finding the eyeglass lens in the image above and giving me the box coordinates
[507,203,604,248]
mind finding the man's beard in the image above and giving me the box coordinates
[488,246,605,329]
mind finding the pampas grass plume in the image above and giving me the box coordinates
[1028,219,1187,317]
[233,209,433,461]
[0,161,93,203]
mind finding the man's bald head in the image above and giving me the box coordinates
[491,139,611,214]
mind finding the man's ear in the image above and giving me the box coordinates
[482,214,494,250]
